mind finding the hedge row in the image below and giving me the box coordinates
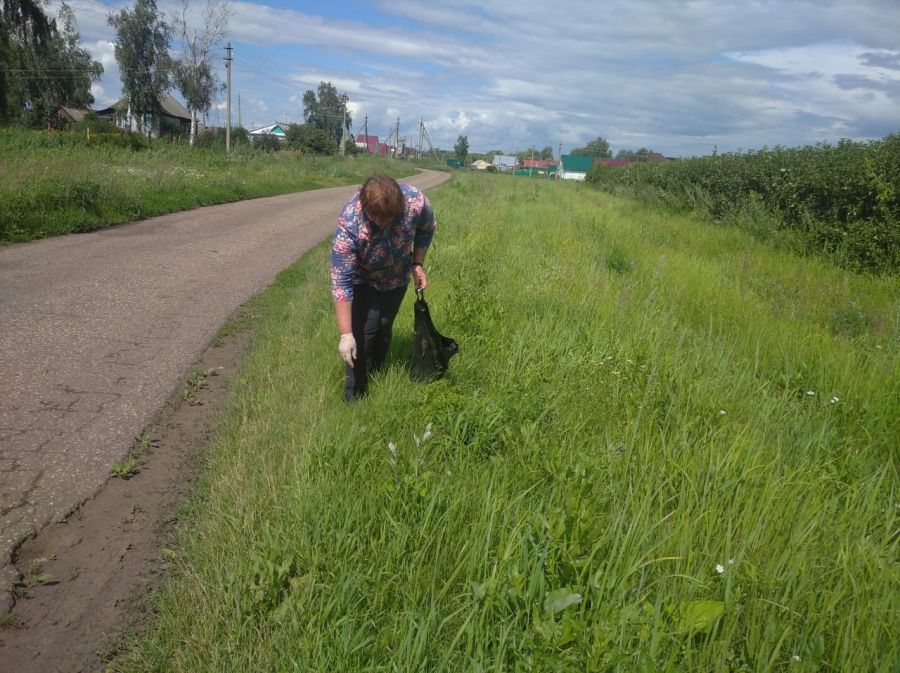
[585,135,900,272]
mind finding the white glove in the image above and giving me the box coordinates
[338,333,357,366]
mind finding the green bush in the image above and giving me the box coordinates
[285,123,336,155]
[586,135,900,272]
[72,112,119,134]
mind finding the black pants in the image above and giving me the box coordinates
[345,283,408,401]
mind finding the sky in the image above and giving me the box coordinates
[50,0,900,157]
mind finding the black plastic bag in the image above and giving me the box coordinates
[410,288,458,381]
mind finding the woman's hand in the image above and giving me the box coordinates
[412,264,428,290]
[338,333,357,366]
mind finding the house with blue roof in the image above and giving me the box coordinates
[492,155,518,172]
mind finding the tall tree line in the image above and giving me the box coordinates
[107,0,229,141]
[1,0,229,140]
[0,0,102,126]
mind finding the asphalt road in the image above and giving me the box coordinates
[0,169,450,610]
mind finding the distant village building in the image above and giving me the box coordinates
[470,159,491,170]
[596,153,666,168]
[492,155,517,172]
[94,93,193,138]
[517,159,558,176]
[249,123,289,143]
[559,155,593,181]
[355,133,390,154]
[56,106,90,128]
[595,159,634,168]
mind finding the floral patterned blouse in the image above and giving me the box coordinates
[330,182,436,302]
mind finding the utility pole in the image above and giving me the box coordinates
[238,93,242,131]
[417,118,424,158]
[225,42,232,152]
[363,114,368,153]
[339,104,349,156]
[419,120,440,162]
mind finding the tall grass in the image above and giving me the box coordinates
[0,127,409,243]
[113,175,898,672]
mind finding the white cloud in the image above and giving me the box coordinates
[61,0,900,155]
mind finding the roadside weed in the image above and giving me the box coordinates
[181,368,219,406]
[110,457,139,480]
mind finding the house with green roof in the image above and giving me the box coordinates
[559,154,594,181]
[249,123,289,143]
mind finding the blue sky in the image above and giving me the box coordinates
[54,0,900,157]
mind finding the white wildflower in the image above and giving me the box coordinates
[792,655,801,662]
[806,390,816,396]
[830,396,839,404]
[728,558,735,565]
[422,422,433,442]
[719,409,727,416]
[715,563,725,574]
[388,442,398,467]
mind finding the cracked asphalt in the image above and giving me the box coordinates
[0,169,450,610]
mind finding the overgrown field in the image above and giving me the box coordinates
[114,175,897,672]
[586,135,900,273]
[0,128,410,243]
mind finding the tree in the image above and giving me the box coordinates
[1,1,52,122]
[108,0,172,137]
[1,1,100,126]
[286,122,336,155]
[516,147,537,162]
[616,147,653,161]
[540,145,554,160]
[172,0,229,146]
[571,135,611,159]
[42,5,102,113]
[302,81,350,147]
[454,134,469,161]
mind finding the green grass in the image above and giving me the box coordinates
[0,127,414,243]
[111,174,898,672]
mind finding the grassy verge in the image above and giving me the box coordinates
[113,174,897,672]
[0,128,413,243]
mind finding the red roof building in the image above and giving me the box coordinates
[522,159,558,169]
[596,159,635,168]
[355,133,385,154]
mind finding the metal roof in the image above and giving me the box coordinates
[560,155,594,172]
[250,123,288,136]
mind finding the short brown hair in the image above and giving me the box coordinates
[360,175,405,222]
